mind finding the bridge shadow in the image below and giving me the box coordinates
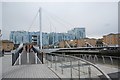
[99,71,120,80]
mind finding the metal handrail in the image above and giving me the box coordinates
[32,46,41,53]
[70,55,111,80]
[12,43,23,65]
[15,43,23,54]
[32,46,44,64]
[46,53,111,80]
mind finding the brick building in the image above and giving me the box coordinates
[103,33,120,47]
[58,38,97,48]
[0,40,14,52]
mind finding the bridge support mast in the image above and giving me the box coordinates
[39,7,42,50]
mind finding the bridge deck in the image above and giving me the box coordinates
[15,50,41,65]
[2,53,60,79]
[1,52,119,79]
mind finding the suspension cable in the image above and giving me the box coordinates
[27,11,39,32]
[42,9,75,31]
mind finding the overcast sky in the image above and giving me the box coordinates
[1,2,118,39]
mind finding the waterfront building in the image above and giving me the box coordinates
[10,31,29,44]
[103,33,120,47]
[58,38,97,48]
[42,33,49,46]
[67,27,86,39]
[0,40,14,51]
[10,31,49,46]
[9,27,86,47]
[48,32,76,46]
[77,38,97,47]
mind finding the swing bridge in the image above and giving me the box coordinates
[1,43,119,80]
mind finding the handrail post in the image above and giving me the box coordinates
[85,54,87,60]
[19,53,21,65]
[88,55,91,61]
[41,52,44,64]
[78,60,80,79]
[27,52,29,63]
[51,55,53,68]
[88,65,91,78]
[95,55,98,62]
[94,55,96,63]
[109,56,113,65]
[46,54,48,66]
[35,53,37,64]
[55,56,57,70]
[70,57,72,79]
[102,56,105,64]
[45,53,111,80]
[61,56,63,74]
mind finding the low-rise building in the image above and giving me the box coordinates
[0,40,14,52]
[77,38,97,47]
[58,33,120,48]
[103,33,120,47]
[58,38,97,48]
